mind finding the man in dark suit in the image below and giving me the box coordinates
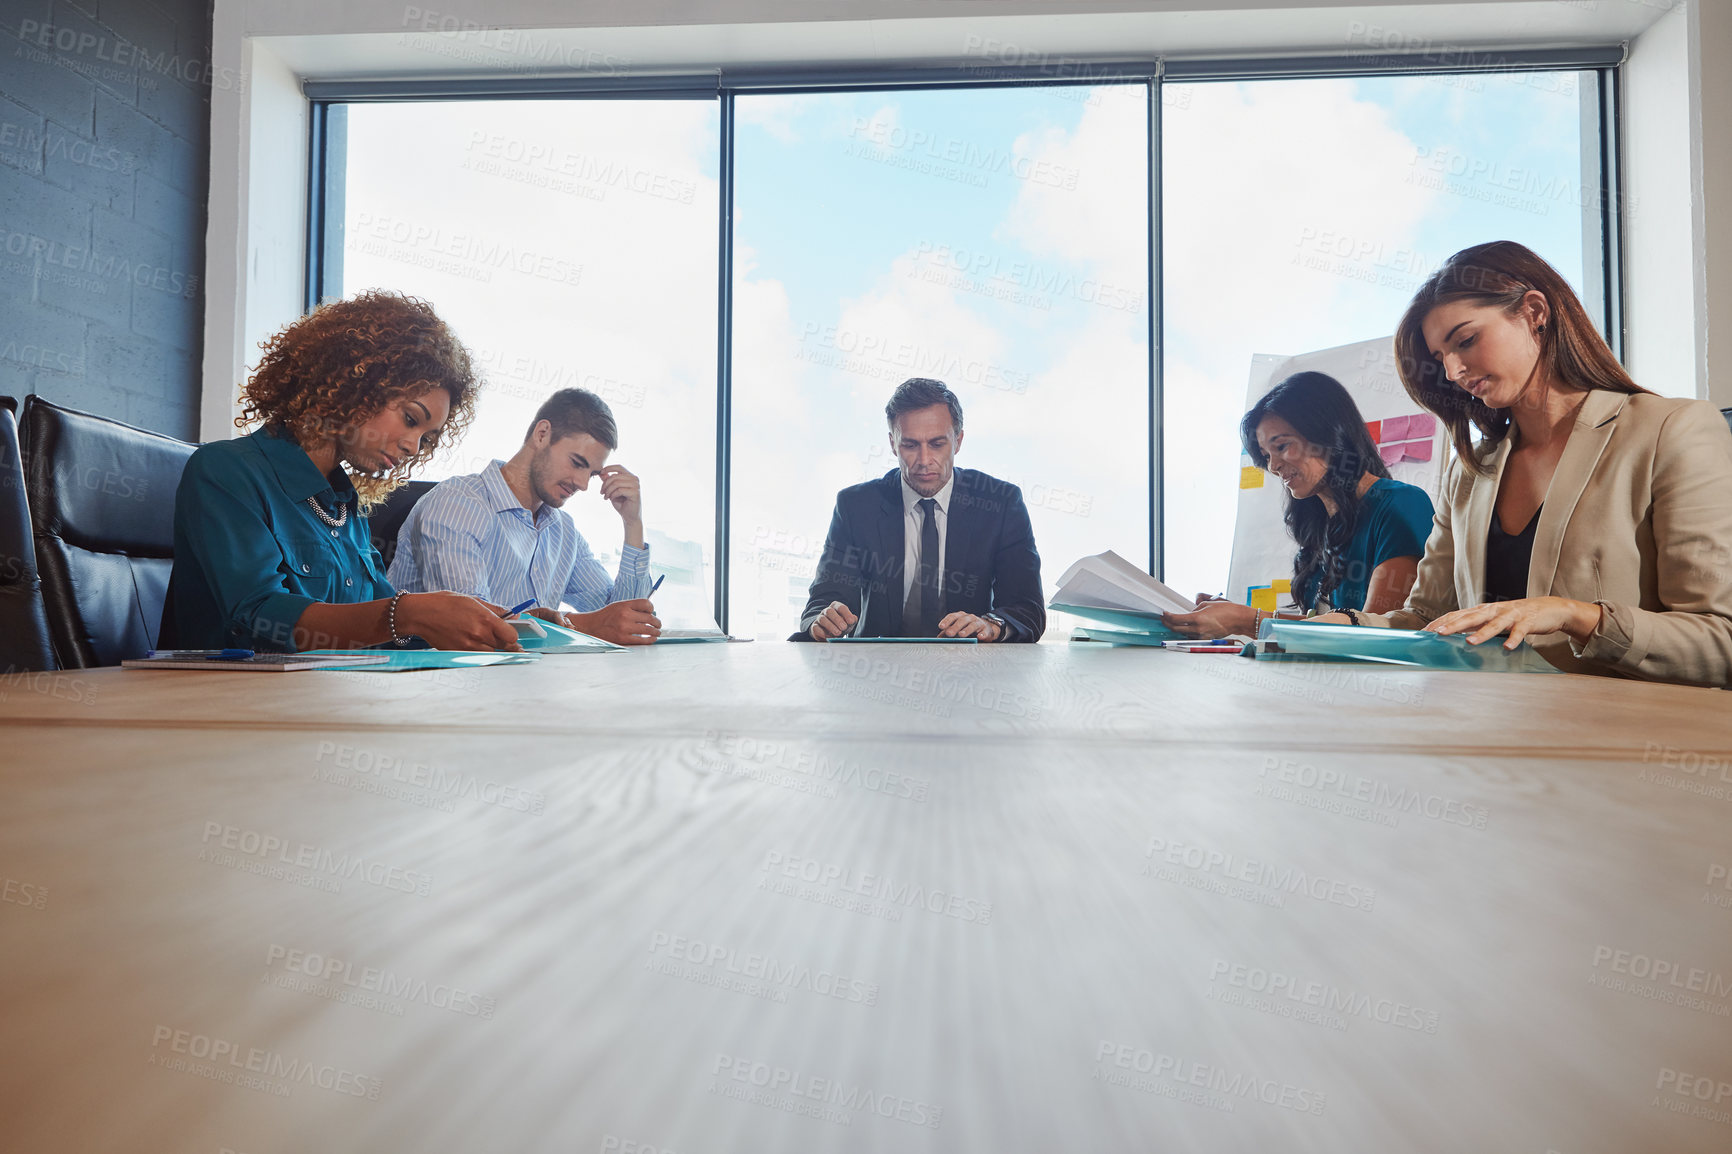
[793,378,1046,642]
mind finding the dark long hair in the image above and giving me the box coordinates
[1394,241,1645,474]
[1240,371,1388,612]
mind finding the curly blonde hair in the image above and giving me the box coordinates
[237,290,480,508]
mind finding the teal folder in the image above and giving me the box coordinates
[305,650,542,671]
[1256,622,1558,673]
[516,621,623,653]
[1050,601,1180,641]
[1070,627,1171,648]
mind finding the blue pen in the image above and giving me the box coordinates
[503,599,536,618]
[650,574,665,595]
[211,649,254,660]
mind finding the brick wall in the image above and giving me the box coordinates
[0,0,212,440]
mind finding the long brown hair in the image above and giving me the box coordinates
[1394,241,1645,473]
[237,290,480,509]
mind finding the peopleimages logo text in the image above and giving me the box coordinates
[149,1025,382,1099]
[200,821,433,895]
[759,851,992,924]
[711,1053,942,1128]
[1257,756,1488,828]
[264,944,496,1018]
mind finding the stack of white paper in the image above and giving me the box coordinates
[1051,551,1195,615]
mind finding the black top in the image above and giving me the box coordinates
[1485,503,1542,603]
[791,467,1046,642]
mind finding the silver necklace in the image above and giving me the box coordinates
[305,495,349,529]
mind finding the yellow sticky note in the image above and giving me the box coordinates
[1239,465,1264,489]
[1271,579,1291,594]
[1250,587,1278,611]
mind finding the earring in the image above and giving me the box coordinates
[1536,322,1547,336]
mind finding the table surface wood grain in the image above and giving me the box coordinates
[1,644,1729,1152]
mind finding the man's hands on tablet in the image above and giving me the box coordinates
[937,612,1002,641]
[809,601,858,640]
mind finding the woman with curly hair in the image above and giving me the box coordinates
[1322,241,1732,686]
[159,290,519,652]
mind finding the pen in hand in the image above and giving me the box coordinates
[502,599,536,618]
[851,582,871,637]
[649,574,665,595]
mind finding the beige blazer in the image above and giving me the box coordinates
[1367,389,1732,686]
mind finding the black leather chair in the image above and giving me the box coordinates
[22,397,196,668]
[0,396,16,414]
[367,479,435,572]
[0,406,55,672]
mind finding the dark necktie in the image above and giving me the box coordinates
[904,497,940,636]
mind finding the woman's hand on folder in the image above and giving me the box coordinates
[1426,596,1603,649]
[810,601,858,640]
[1163,595,1256,639]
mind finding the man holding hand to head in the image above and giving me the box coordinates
[793,377,1046,642]
[389,387,661,644]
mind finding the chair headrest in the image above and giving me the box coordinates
[23,397,196,556]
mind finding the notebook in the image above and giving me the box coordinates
[655,627,741,644]
[302,650,543,671]
[123,651,393,672]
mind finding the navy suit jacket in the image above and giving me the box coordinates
[791,468,1046,642]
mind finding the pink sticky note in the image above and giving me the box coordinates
[1408,413,1437,437]
[1379,443,1404,466]
[1400,439,1432,462]
[1381,414,1410,441]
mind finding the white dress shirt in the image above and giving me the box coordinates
[387,460,651,611]
[901,474,952,605]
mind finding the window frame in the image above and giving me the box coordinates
[305,46,1625,633]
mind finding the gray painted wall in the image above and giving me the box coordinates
[0,0,211,440]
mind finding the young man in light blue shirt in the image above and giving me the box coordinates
[388,388,662,644]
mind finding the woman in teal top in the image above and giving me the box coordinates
[1165,371,1436,638]
[160,291,520,653]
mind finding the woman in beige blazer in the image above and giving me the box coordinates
[1342,241,1732,687]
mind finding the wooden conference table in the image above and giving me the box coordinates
[1,640,1729,1153]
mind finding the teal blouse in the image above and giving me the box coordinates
[159,426,394,651]
[1295,477,1435,613]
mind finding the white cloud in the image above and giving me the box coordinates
[342,99,722,562]
[999,83,1149,292]
[1162,79,1436,355]
[1158,78,1438,597]
[735,93,816,145]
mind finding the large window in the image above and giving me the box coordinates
[311,57,1616,636]
[1161,71,1602,600]
[332,99,720,625]
[729,85,1148,637]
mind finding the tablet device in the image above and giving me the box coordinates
[824,636,979,644]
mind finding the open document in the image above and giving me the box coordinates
[1050,550,1193,642]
